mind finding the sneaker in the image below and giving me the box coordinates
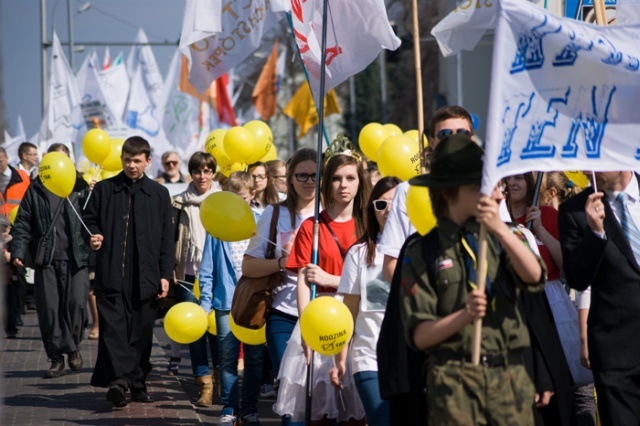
[242,413,261,425]
[166,357,180,375]
[259,384,276,398]
[68,351,83,370]
[219,414,237,426]
[43,356,66,378]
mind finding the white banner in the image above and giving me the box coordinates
[127,29,165,109]
[77,50,123,132]
[179,0,284,94]
[433,0,640,194]
[98,53,130,121]
[291,0,401,104]
[3,116,26,162]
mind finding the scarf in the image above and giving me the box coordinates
[181,182,217,274]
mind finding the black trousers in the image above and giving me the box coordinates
[594,364,640,425]
[34,261,89,358]
[91,294,157,391]
[5,275,20,333]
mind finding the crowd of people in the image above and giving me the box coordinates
[2,104,640,425]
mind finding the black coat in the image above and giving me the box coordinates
[11,175,90,269]
[83,172,174,300]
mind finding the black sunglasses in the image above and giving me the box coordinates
[436,128,472,140]
[294,173,316,183]
[373,200,391,211]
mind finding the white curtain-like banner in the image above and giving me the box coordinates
[433,0,640,194]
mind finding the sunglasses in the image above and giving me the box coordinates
[373,199,391,211]
[294,173,316,183]
[164,161,178,167]
[436,128,472,140]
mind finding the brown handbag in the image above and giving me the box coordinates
[231,205,283,329]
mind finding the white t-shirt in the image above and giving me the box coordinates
[337,242,388,374]
[245,204,312,317]
[378,181,414,259]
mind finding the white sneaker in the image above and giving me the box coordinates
[219,414,237,426]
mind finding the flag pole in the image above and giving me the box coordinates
[471,224,489,365]
[411,0,426,174]
[305,0,330,423]
[285,12,331,147]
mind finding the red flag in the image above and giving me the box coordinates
[215,74,237,127]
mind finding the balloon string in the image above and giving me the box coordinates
[175,279,197,297]
[253,233,290,256]
[66,198,93,236]
[82,166,102,210]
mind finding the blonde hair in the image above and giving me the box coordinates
[225,171,255,193]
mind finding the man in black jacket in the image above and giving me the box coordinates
[83,136,174,408]
[11,143,91,378]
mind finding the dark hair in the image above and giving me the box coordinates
[188,151,216,175]
[505,172,536,219]
[48,143,70,155]
[18,142,37,158]
[428,105,474,141]
[429,186,461,222]
[248,161,279,206]
[122,136,151,158]
[282,148,317,228]
[360,176,400,267]
[321,154,371,239]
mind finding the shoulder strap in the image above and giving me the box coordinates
[420,228,441,285]
[319,213,346,259]
[265,205,280,259]
[42,198,66,240]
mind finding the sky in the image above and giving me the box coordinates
[1,0,185,139]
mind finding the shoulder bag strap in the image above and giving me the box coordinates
[42,198,66,240]
[265,205,280,260]
[319,213,346,259]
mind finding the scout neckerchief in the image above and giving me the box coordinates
[460,229,496,311]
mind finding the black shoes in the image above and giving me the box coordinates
[131,389,154,403]
[43,356,66,378]
[106,385,127,408]
[68,351,83,370]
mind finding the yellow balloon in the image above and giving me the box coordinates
[100,170,120,180]
[564,171,590,189]
[219,162,246,177]
[193,277,200,301]
[82,128,111,164]
[376,135,421,181]
[406,185,437,236]
[101,138,125,172]
[207,310,217,335]
[205,129,229,165]
[224,126,256,164]
[300,296,354,356]
[199,191,256,242]
[8,206,19,225]
[39,152,77,198]
[260,144,278,162]
[358,123,389,160]
[382,123,402,137]
[163,302,208,344]
[404,129,428,148]
[229,314,266,345]
[244,120,274,164]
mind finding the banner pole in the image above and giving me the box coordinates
[471,224,488,365]
[411,0,426,174]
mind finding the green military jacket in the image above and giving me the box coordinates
[400,218,545,356]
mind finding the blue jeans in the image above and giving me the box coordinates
[217,310,263,416]
[354,371,389,426]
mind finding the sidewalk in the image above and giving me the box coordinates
[1,309,280,425]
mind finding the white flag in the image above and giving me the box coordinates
[447,0,640,194]
[98,52,130,121]
[291,0,401,103]
[161,50,200,152]
[179,0,284,94]
[3,116,27,162]
[38,33,83,151]
[127,28,165,109]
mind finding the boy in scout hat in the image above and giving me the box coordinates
[399,134,546,425]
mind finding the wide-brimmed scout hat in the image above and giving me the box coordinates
[409,134,483,188]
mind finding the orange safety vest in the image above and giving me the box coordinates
[0,168,30,217]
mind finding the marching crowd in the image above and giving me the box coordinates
[2,105,640,426]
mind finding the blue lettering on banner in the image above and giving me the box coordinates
[510,16,562,74]
[498,93,534,166]
[521,87,571,159]
[553,30,593,67]
[597,35,623,65]
[561,85,616,159]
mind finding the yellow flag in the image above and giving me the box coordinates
[283,81,341,137]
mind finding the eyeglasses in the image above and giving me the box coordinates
[164,161,178,167]
[294,173,316,183]
[436,128,472,140]
[251,174,266,181]
[192,169,214,176]
[373,200,392,211]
